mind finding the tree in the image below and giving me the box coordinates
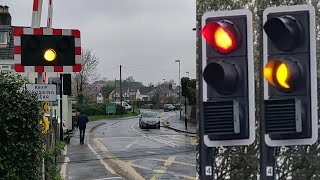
[181,77,196,105]
[73,49,100,103]
[101,80,115,101]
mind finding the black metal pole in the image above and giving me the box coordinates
[114,78,117,102]
[259,12,275,180]
[120,65,122,117]
[54,109,57,165]
[196,13,214,179]
[179,61,181,119]
[185,97,187,129]
[59,74,63,141]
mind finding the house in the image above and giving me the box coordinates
[108,87,131,102]
[0,5,14,73]
[135,87,154,101]
[108,86,154,102]
[87,80,104,98]
[148,83,179,103]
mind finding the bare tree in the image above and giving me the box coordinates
[73,49,100,103]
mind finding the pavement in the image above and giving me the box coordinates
[59,111,197,180]
[159,110,197,135]
[58,121,124,180]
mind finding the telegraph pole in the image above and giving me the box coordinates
[120,65,122,117]
[114,78,117,102]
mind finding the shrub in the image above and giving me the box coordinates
[0,73,43,179]
[75,103,127,116]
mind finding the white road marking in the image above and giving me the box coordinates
[125,139,140,149]
[130,122,179,147]
[87,143,116,174]
[91,177,123,180]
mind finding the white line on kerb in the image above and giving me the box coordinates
[60,157,69,179]
[130,122,179,147]
[87,143,116,174]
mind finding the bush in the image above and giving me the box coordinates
[0,73,43,179]
[75,103,127,116]
[130,100,153,108]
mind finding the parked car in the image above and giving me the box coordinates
[164,104,175,112]
[139,111,161,129]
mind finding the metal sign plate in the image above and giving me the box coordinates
[26,84,57,101]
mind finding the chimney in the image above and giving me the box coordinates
[0,5,12,25]
[4,6,9,13]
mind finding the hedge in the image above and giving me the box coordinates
[0,73,43,179]
[74,103,127,116]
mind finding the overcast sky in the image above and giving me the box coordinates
[2,0,196,85]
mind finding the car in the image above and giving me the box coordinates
[139,111,161,129]
[164,104,175,112]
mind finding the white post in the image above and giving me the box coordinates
[31,1,44,179]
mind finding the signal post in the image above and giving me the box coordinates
[199,9,255,179]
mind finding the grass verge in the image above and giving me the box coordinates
[88,110,141,121]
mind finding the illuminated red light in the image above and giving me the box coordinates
[202,21,239,53]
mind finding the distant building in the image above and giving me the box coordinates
[135,87,153,101]
[86,80,106,102]
[108,88,131,102]
[96,93,103,103]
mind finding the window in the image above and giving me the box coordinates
[0,65,10,73]
[0,32,8,45]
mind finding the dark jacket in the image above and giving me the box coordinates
[77,112,89,128]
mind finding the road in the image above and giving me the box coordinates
[89,110,196,180]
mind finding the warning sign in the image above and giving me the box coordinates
[26,84,57,101]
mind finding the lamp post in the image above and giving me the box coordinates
[175,59,181,118]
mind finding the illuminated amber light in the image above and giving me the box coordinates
[213,27,233,50]
[276,63,290,89]
[44,49,56,62]
[264,60,291,89]
[264,60,277,87]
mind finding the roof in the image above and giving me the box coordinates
[138,87,154,95]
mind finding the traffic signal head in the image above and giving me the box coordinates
[264,15,303,51]
[44,49,57,62]
[21,35,75,66]
[202,20,240,53]
[63,74,72,95]
[13,28,82,73]
[201,9,255,147]
[263,59,301,91]
[203,61,238,95]
[263,5,317,146]
[181,77,189,97]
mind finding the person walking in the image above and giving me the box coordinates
[76,111,89,145]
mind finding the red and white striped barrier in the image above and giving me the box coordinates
[47,0,53,28]
[32,0,43,28]
[14,27,82,73]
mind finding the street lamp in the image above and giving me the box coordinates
[175,59,181,118]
